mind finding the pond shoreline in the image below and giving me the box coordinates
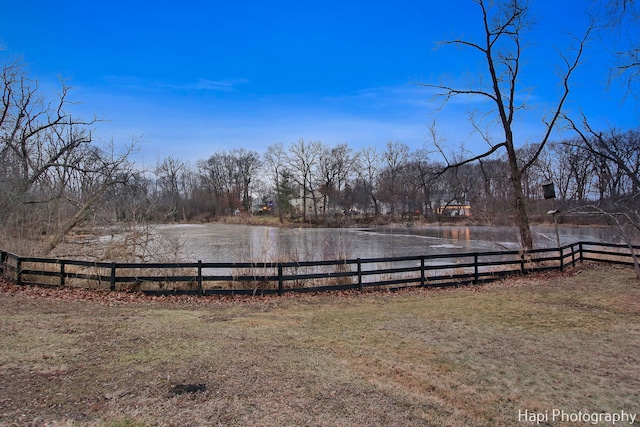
[46,219,616,264]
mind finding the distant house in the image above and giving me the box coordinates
[290,188,326,217]
[436,199,471,217]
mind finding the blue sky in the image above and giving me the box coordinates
[1,0,637,165]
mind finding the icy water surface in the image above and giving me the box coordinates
[158,224,617,263]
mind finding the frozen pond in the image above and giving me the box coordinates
[158,224,618,263]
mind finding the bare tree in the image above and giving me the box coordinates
[155,156,185,221]
[196,149,259,216]
[419,0,589,249]
[43,140,136,254]
[0,61,141,254]
[579,197,640,279]
[286,139,323,222]
[109,170,154,223]
[564,119,640,279]
[317,143,354,219]
[354,146,383,217]
[474,158,512,223]
[264,143,291,222]
[197,153,228,216]
[233,148,260,211]
[0,63,98,204]
[565,117,640,195]
[410,148,439,217]
[542,140,595,201]
[378,141,410,218]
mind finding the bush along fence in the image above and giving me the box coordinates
[0,242,638,296]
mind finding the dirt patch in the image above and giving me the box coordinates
[169,383,207,396]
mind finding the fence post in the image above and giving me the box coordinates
[0,250,6,278]
[520,252,525,275]
[571,244,576,267]
[579,242,584,263]
[357,258,363,291]
[559,247,564,272]
[197,260,203,295]
[474,254,479,284]
[277,264,283,296]
[110,263,116,291]
[420,256,425,287]
[59,260,66,287]
[16,257,22,285]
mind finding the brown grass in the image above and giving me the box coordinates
[0,263,639,426]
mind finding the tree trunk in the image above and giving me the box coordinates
[512,178,534,250]
[509,162,534,250]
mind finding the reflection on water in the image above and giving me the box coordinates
[159,224,619,263]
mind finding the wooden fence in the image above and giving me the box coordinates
[0,242,638,296]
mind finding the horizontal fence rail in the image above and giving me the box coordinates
[0,242,638,296]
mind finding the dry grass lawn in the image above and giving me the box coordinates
[0,263,638,426]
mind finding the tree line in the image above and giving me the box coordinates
[139,134,640,224]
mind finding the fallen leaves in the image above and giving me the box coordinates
[0,264,589,308]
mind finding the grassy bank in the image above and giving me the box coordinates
[0,263,638,426]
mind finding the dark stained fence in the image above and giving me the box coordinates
[0,242,637,296]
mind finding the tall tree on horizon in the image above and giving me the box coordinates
[419,0,590,249]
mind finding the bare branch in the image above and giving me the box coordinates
[415,82,498,103]
[564,112,640,191]
[521,25,593,174]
